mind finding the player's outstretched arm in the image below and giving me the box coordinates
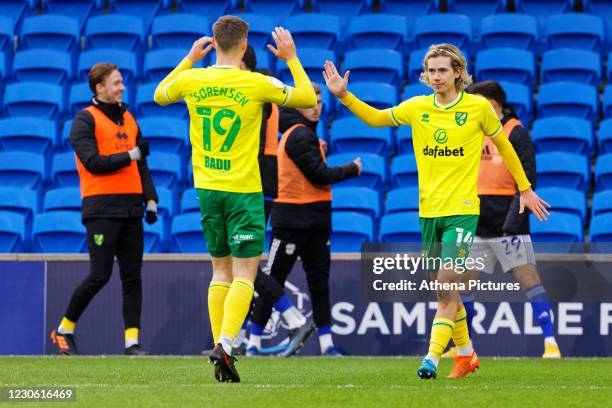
[153,36,214,106]
[267,27,316,108]
[323,61,394,127]
[492,132,551,221]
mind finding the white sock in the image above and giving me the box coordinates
[457,341,474,357]
[234,329,246,347]
[125,338,138,348]
[57,325,73,335]
[247,334,261,350]
[425,353,441,368]
[319,333,333,353]
[545,336,558,346]
[282,307,306,329]
[220,335,234,355]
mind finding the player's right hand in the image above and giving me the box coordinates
[322,60,349,99]
[187,36,214,63]
[267,27,297,61]
[354,157,363,175]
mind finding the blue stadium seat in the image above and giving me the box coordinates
[498,81,533,125]
[0,187,38,246]
[0,118,57,155]
[85,14,145,51]
[4,82,65,120]
[379,212,421,242]
[13,49,72,85]
[327,153,386,190]
[343,48,403,86]
[330,116,394,156]
[278,48,336,85]
[69,83,94,115]
[255,49,274,73]
[603,85,612,118]
[537,82,598,121]
[52,152,79,187]
[78,49,139,86]
[0,152,45,190]
[312,0,372,28]
[536,187,586,221]
[332,187,380,220]
[32,211,86,253]
[171,212,207,252]
[177,0,238,20]
[136,82,188,119]
[0,52,5,83]
[337,82,398,118]
[330,211,373,252]
[61,119,73,150]
[42,1,104,27]
[402,83,432,100]
[475,48,535,85]
[408,48,469,83]
[138,117,189,155]
[0,211,26,252]
[530,212,583,243]
[598,119,612,154]
[590,214,612,248]
[238,14,275,50]
[536,152,590,191]
[595,153,612,191]
[544,13,605,53]
[244,0,304,20]
[541,49,601,85]
[379,0,438,28]
[413,13,472,51]
[385,186,420,214]
[396,126,413,154]
[20,14,80,53]
[43,187,81,212]
[144,214,166,253]
[151,13,208,50]
[144,48,194,83]
[283,13,341,49]
[514,0,573,30]
[592,190,612,216]
[180,187,199,214]
[479,13,538,51]
[391,154,418,188]
[148,152,182,190]
[583,0,612,52]
[447,0,507,37]
[346,14,408,53]
[0,0,36,29]
[0,16,12,54]
[531,117,593,155]
[109,0,170,30]
[156,187,177,218]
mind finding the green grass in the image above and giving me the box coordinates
[1,357,611,407]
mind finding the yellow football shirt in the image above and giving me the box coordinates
[160,65,294,193]
[388,91,503,217]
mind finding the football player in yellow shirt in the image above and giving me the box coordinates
[323,43,550,379]
[154,16,316,382]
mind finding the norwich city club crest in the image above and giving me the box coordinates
[455,112,468,126]
[94,234,104,246]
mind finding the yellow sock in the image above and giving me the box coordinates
[208,281,231,344]
[452,306,471,349]
[59,317,75,333]
[220,277,254,340]
[125,327,139,347]
[428,317,455,357]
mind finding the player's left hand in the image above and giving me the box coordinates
[520,188,551,221]
[187,36,214,63]
[267,27,297,61]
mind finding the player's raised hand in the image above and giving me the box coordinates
[520,188,551,221]
[267,27,297,62]
[322,60,349,99]
[187,36,214,63]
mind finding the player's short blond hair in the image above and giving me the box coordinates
[419,44,473,92]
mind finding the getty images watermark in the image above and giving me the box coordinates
[360,242,612,302]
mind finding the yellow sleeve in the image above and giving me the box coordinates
[153,57,194,106]
[338,92,396,127]
[267,58,316,108]
[481,99,503,138]
[492,131,532,192]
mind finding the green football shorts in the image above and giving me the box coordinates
[419,215,479,272]
[197,189,265,258]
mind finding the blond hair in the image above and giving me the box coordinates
[419,44,473,92]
